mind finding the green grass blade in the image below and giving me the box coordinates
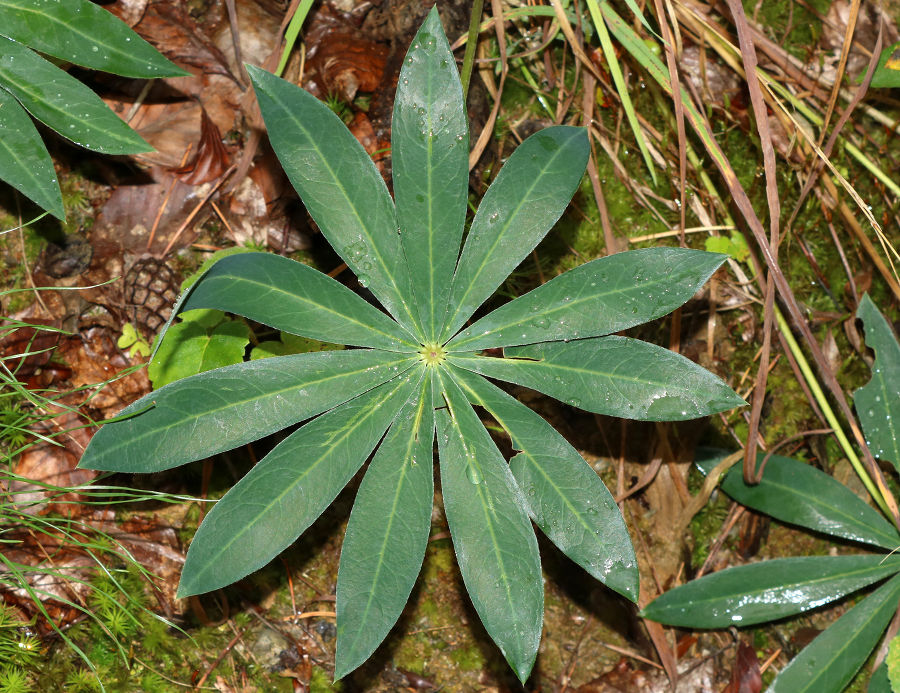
[642,555,900,628]
[0,37,150,154]
[393,7,469,341]
[450,337,745,421]
[0,87,63,218]
[78,350,418,473]
[439,126,589,341]
[695,449,900,551]
[177,252,418,350]
[436,370,542,682]
[584,0,657,185]
[177,368,422,597]
[0,0,188,78]
[451,366,638,601]
[247,65,419,336]
[769,573,900,693]
[447,248,727,352]
[854,294,900,473]
[335,374,435,678]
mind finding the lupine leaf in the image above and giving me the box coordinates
[0,0,188,78]
[176,252,418,351]
[447,248,727,351]
[436,370,542,682]
[0,37,150,154]
[854,294,900,472]
[450,336,745,421]
[335,374,435,678]
[177,368,423,598]
[451,366,638,601]
[78,350,418,473]
[696,449,900,550]
[439,126,589,341]
[0,87,62,218]
[769,573,900,693]
[247,65,419,336]
[641,555,900,628]
[393,7,468,341]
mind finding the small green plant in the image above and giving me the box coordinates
[78,9,744,681]
[643,294,900,693]
[0,0,188,218]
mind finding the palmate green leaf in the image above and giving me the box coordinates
[447,248,727,352]
[0,0,188,78]
[769,573,900,693]
[78,350,418,473]
[178,367,423,598]
[0,37,149,154]
[450,337,745,421]
[247,65,419,336]
[438,126,590,341]
[175,252,418,351]
[335,374,435,679]
[451,365,637,601]
[393,8,468,341]
[641,555,900,628]
[696,449,900,551]
[854,294,900,472]
[436,370,542,683]
[0,87,62,218]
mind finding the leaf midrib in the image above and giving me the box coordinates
[450,351,689,391]
[344,379,429,657]
[650,556,900,617]
[187,371,419,592]
[94,354,417,460]
[779,573,900,693]
[441,131,575,341]
[0,1,136,67]
[730,475,900,549]
[0,39,135,150]
[195,271,417,349]
[258,74,420,335]
[0,88,56,209]
[442,373,520,634]
[448,272,677,350]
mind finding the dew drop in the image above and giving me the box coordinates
[531,317,550,329]
[466,463,482,485]
[358,274,371,288]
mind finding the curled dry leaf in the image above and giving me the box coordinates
[174,107,231,185]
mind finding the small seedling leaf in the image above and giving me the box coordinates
[335,375,435,678]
